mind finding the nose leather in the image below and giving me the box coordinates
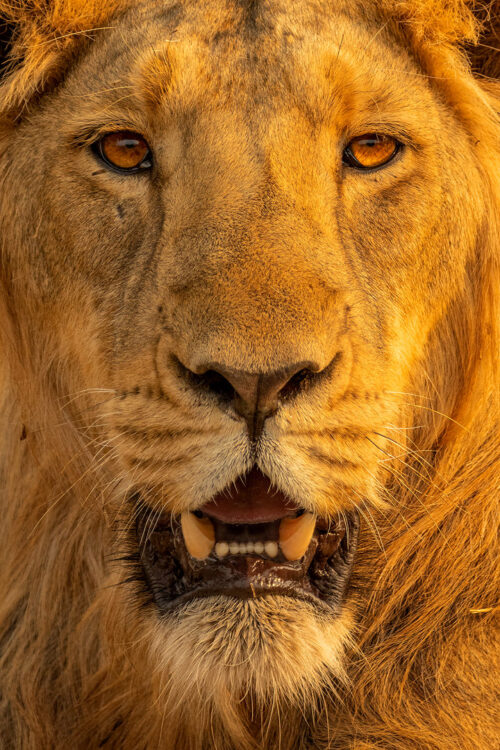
[206,362,315,441]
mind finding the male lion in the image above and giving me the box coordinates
[0,1,498,748]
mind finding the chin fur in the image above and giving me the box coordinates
[145,596,353,749]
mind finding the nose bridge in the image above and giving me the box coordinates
[165,165,348,375]
[211,361,317,413]
[157,104,352,421]
[171,270,344,376]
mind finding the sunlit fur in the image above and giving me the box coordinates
[0,1,498,748]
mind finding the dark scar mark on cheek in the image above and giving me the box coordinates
[116,204,125,219]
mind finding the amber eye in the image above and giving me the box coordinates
[94,131,152,173]
[343,133,400,170]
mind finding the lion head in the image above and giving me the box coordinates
[0,1,498,748]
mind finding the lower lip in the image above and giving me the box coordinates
[171,582,333,613]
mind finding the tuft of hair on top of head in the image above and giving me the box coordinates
[381,0,479,44]
[374,0,499,78]
[0,0,127,36]
[0,0,129,117]
[465,0,500,78]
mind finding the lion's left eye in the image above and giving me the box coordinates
[93,131,152,173]
[343,133,400,170]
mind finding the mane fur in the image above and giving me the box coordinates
[0,1,498,748]
[0,0,128,116]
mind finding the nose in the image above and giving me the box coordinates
[180,359,330,440]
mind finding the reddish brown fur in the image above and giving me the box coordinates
[0,1,498,748]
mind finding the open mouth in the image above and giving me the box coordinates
[134,467,359,614]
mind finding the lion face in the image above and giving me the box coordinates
[1,0,495,742]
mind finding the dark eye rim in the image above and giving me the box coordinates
[91,131,153,175]
[342,135,402,172]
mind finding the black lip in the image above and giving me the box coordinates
[132,502,359,615]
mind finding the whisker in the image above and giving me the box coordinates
[372,432,442,478]
[393,401,468,431]
[385,390,432,400]
[31,26,118,48]
[366,436,433,486]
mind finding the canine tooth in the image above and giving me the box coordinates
[279,512,316,561]
[264,541,278,558]
[229,542,240,555]
[215,542,229,558]
[180,512,215,560]
[254,542,264,554]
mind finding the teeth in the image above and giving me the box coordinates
[279,512,316,561]
[264,541,278,558]
[215,542,229,557]
[181,513,315,562]
[180,512,215,560]
[214,540,278,558]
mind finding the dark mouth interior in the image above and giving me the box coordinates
[132,467,359,614]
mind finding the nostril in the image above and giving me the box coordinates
[173,357,236,403]
[195,370,236,402]
[278,367,314,402]
[277,352,343,404]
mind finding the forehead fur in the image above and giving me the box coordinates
[0,0,496,75]
[2,0,494,46]
[0,0,484,39]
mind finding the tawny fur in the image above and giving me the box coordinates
[0,1,498,749]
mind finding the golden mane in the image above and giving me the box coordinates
[0,1,498,748]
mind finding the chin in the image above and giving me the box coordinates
[148,594,354,718]
[113,464,358,739]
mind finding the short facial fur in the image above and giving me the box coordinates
[0,1,498,748]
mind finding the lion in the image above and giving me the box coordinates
[0,0,498,748]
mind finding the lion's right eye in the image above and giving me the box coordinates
[93,131,153,173]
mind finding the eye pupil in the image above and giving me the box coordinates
[343,133,399,170]
[96,130,152,173]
